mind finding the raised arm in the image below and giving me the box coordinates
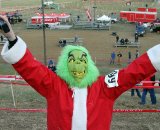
[0,16,16,43]
[0,15,59,98]
[105,47,159,100]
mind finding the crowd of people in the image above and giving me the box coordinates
[109,49,140,66]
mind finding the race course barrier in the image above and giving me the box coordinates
[0,108,159,113]
[0,75,24,81]
[0,108,47,113]
[1,75,160,88]
[0,75,160,113]
[113,109,160,113]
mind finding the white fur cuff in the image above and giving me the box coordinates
[147,44,160,71]
[1,36,27,64]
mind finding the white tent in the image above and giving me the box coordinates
[97,15,111,21]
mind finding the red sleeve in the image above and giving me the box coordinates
[104,53,156,100]
[13,49,60,98]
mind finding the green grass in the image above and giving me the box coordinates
[0,64,16,75]
[0,83,159,109]
[0,84,46,108]
[1,0,41,7]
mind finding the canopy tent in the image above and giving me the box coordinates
[97,15,111,21]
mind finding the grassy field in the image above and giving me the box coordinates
[1,0,160,19]
[0,83,160,130]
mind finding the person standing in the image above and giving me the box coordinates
[131,49,141,98]
[139,74,157,105]
[74,35,79,44]
[131,87,141,98]
[135,49,140,59]
[110,51,116,65]
[77,15,80,22]
[0,35,4,41]
[117,51,122,65]
[128,51,132,64]
[135,33,139,42]
[116,35,119,43]
[47,59,56,72]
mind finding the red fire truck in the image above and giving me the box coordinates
[120,8,157,23]
[31,16,59,25]
[27,13,70,29]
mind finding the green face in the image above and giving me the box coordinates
[67,50,88,83]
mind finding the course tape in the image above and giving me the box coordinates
[0,75,23,81]
[0,108,47,113]
[0,81,29,86]
[113,109,160,113]
[1,80,160,89]
[0,108,159,113]
[133,86,160,89]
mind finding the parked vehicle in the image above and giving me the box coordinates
[109,13,118,23]
[120,8,157,23]
[110,16,118,23]
[150,18,160,32]
[135,24,146,36]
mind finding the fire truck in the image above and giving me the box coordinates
[27,13,70,29]
[31,16,59,26]
[120,8,157,23]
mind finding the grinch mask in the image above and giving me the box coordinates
[67,50,88,82]
[56,45,99,88]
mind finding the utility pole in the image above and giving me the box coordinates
[41,0,47,65]
[93,0,97,21]
[0,0,1,10]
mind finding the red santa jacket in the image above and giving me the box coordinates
[1,37,159,130]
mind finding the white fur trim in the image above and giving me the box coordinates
[105,70,119,88]
[1,36,27,64]
[72,88,87,130]
[147,44,160,71]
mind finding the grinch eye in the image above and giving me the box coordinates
[80,59,87,63]
[68,58,75,63]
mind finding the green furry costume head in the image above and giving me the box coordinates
[56,45,99,88]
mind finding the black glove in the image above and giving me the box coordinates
[0,18,10,33]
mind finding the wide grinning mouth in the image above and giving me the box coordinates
[72,70,85,77]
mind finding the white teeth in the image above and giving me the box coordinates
[73,71,84,76]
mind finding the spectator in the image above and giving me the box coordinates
[0,35,4,41]
[110,51,116,65]
[47,59,56,72]
[117,51,122,65]
[74,35,79,43]
[125,38,129,44]
[63,40,66,47]
[131,49,141,98]
[128,51,132,64]
[116,35,119,43]
[135,33,139,42]
[135,49,140,59]
[139,74,157,105]
[77,15,80,22]
[120,38,125,45]
[131,87,141,98]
